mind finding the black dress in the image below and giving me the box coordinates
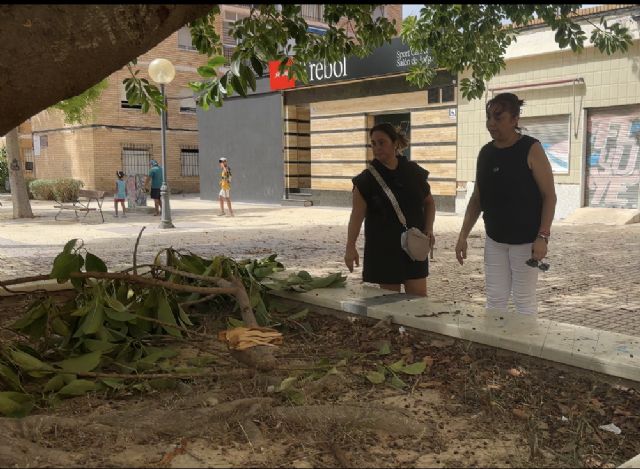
[352,155,431,284]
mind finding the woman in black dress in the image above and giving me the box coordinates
[345,123,436,296]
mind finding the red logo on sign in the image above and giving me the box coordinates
[269,59,296,90]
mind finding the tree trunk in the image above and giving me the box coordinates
[0,5,214,136]
[5,127,33,219]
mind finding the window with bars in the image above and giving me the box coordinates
[122,145,151,176]
[180,148,199,176]
[23,149,35,173]
[223,10,249,47]
[178,26,197,51]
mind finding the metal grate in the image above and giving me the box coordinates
[181,147,199,176]
[23,149,35,174]
[122,145,151,176]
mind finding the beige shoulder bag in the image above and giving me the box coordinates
[367,165,431,262]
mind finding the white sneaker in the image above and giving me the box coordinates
[121,214,127,218]
[113,214,118,218]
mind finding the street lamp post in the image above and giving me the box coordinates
[148,58,176,229]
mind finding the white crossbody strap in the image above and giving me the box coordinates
[367,165,407,228]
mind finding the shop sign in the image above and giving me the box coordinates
[269,59,296,90]
[268,37,434,91]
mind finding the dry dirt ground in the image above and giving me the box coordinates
[0,290,638,468]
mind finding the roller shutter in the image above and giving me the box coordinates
[586,105,640,209]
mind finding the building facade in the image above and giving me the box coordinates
[23,26,208,193]
[18,4,401,196]
[456,4,640,217]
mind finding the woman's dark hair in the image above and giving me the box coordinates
[486,92,525,131]
[369,122,409,151]
[116,171,125,178]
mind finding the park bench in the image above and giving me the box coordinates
[54,189,106,223]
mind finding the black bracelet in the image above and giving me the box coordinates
[536,234,549,244]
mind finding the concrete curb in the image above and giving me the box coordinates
[269,283,640,383]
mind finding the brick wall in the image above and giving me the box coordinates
[29,29,207,193]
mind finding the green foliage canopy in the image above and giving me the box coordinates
[122,4,633,113]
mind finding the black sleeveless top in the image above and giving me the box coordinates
[352,155,431,283]
[476,135,542,244]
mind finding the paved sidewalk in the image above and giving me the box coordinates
[0,193,638,336]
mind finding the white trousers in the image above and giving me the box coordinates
[484,236,539,315]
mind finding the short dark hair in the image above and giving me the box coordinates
[486,92,525,131]
[369,122,409,151]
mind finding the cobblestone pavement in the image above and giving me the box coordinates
[1,195,638,336]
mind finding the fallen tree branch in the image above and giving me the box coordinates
[133,226,146,275]
[68,271,238,296]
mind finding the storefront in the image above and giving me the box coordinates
[281,37,458,210]
[197,37,458,210]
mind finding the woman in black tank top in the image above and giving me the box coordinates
[454,93,557,315]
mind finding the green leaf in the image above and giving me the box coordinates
[9,349,53,377]
[62,238,79,254]
[378,341,391,356]
[11,304,47,330]
[50,252,84,283]
[51,317,71,337]
[388,359,405,373]
[76,304,104,336]
[57,379,96,397]
[389,375,407,389]
[177,306,194,327]
[288,308,308,321]
[43,374,66,393]
[401,361,427,375]
[250,56,264,76]
[366,371,386,384]
[208,55,226,68]
[0,392,34,418]
[227,317,245,328]
[230,75,247,97]
[56,351,102,373]
[0,363,23,391]
[104,308,137,322]
[157,294,181,337]
[197,65,217,77]
[82,339,116,353]
[100,378,125,390]
[240,63,256,91]
[230,60,241,77]
[85,253,107,273]
[283,389,305,406]
[278,376,298,391]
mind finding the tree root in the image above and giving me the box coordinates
[268,403,430,437]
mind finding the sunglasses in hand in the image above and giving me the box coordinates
[526,258,550,272]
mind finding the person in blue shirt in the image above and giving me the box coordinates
[145,159,163,216]
[113,170,127,218]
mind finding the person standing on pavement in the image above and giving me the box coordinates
[113,170,127,218]
[455,92,557,315]
[217,157,234,217]
[345,123,436,297]
[145,159,163,216]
